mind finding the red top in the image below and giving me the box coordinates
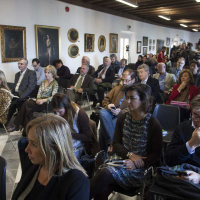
[157,51,165,62]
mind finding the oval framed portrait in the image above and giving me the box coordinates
[68,28,79,43]
[98,35,106,52]
[68,44,79,58]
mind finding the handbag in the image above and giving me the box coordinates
[90,112,99,128]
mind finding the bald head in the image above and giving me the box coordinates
[157,62,166,74]
[104,58,111,67]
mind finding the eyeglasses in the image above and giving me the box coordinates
[192,112,200,121]
[122,79,132,83]
[32,65,38,68]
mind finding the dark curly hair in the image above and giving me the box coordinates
[126,83,153,113]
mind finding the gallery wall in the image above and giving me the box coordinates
[0,0,198,82]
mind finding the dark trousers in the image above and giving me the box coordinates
[14,100,47,129]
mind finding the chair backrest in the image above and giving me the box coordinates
[153,104,180,132]
[0,156,6,200]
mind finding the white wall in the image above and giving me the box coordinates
[0,0,198,82]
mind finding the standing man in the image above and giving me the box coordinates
[99,69,136,152]
[171,57,185,80]
[6,58,36,127]
[32,58,45,85]
[55,59,71,80]
[157,46,166,63]
[66,64,93,102]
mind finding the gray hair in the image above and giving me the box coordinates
[82,56,90,65]
[81,63,89,69]
[26,114,87,178]
[191,95,200,111]
[19,58,28,65]
[137,64,149,72]
[178,57,185,63]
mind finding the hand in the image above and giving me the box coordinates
[125,159,136,170]
[95,79,102,83]
[129,154,147,168]
[177,171,200,184]
[70,86,75,89]
[164,91,170,94]
[36,99,46,105]
[188,128,200,149]
[178,81,187,91]
[77,88,83,93]
[111,108,121,116]
[108,104,115,110]
[55,76,59,79]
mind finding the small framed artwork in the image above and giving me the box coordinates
[153,46,155,51]
[85,34,95,52]
[149,39,152,45]
[149,46,152,51]
[68,28,79,43]
[143,37,148,46]
[143,47,147,55]
[0,25,26,62]
[157,39,165,53]
[153,40,155,45]
[35,25,60,67]
[110,33,118,53]
[166,47,170,56]
[98,35,106,52]
[68,44,79,58]
[166,37,170,46]
[137,41,142,53]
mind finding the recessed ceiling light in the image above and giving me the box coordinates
[158,15,171,21]
[116,0,138,8]
[192,29,198,32]
[180,24,188,27]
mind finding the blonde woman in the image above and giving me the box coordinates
[0,70,12,126]
[8,65,58,133]
[12,114,89,200]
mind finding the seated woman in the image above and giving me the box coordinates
[134,55,143,70]
[8,65,58,133]
[166,69,199,122]
[50,93,92,159]
[12,114,89,200]
[0,70,13,127]
[90,84,163,200]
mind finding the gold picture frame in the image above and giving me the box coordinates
[35,25,61,67]
[98,35,106,52]
[68,44,79,58]
[0,25,26,62]
[68,28,79,43]
[156,39,165,54]
[85,34,95,52]
[110,33,118,53]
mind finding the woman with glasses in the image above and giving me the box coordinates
[12,114,89,200]
[90,84,163,200]
[50,93,92,159]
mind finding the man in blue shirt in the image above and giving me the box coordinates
[32,58,45,85]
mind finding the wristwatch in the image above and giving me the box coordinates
[127,152,133,158]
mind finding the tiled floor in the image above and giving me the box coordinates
[0,103,137,200]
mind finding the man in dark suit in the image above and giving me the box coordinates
[66,64,93,102]
[137,64,160,105]
[115,58,128,78]
[7,58,37,127]
[190,60,200,89]
[92,57,115,107]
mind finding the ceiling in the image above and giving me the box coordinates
[58,0,200,32]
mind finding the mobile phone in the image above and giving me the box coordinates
[111,106,116,110]
[177,170,189,177]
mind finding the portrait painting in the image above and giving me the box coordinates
[68,44,79,58]
[143,47,147,55]
[153,46,155,51]
[149,46,152,51]
[149,39,152,45]
[68,28,79,43]
[153,40,155,45]
[85,34,95,52]
[98,35,106,52]
[157,39,165,54]
[137,41,142,53]
[1,25,26,62]
[110,33,118,53]
[35,25,60,67]
[143,37,148,46]
[166,37,170,46]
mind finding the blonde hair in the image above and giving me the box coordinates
[0,70,10,91]
[26,114,87,177]
[44,65,57,78]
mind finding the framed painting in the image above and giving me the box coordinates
[143,37,148,46]
[35,25,60,67]
[85,34,95,52]
[68,44,79,58]
[153,40,155,45]
[110,33,118,53]
[149,46,152,51]
[153,46,155,51]
[137,41,142,53]
[68,28,79,43]
[98,35,106,52]
[143,47,147,55]
[166,47,170,56]
[157,39,165,54]
[149,39,152,45]
[166,37,170,46]
[0,25,26,62]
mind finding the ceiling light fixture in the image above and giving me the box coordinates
[180,24,188,27]
[192,29,198,32]
[196,0,200,2]
[116,0,138,8]
[158,15,171,21]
